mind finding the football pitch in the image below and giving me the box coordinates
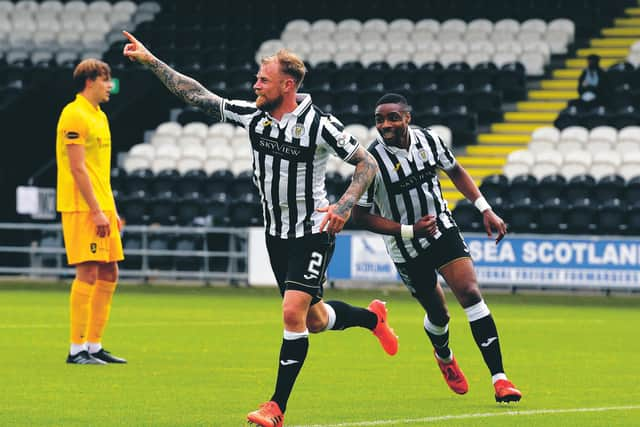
[1,282,639,427]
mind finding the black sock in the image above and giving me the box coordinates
[271,334,308,413]
[424,318,451,359]
[325,300,377,330]
[469,314,504,375]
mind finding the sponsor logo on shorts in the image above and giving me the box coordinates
[65,131,80,139]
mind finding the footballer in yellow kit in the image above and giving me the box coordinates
[56,59,126,365]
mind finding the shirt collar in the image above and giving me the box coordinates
[376,126,417,160]
[264,93,312,124]
[76,93,101,112]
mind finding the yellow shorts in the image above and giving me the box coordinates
[61,210,124,265]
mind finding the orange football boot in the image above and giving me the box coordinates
[247,401,284,427]
[434,350,469,394]
[494,379,522,403]
[368,299,399,356]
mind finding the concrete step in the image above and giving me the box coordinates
[503,112,558,122]
[466,145,527,156]
[552,69,582,79]
[516,101,567,111]
[613,17,640,26]
[528,90,577,100]
[590,37,639,47]
[576,47,629,58]
[565,57,623,68]
[456,156,506,167]
[477,133,531,144]
[540,80,578,90]
[602,27,640,37]
[491,123,551,133]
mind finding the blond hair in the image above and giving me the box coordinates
[73,58,111,92]
[261,49,306,90]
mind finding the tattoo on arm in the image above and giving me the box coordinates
[147,58,223,120]
[335,147,378,217]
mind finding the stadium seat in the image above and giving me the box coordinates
[174,233,204,271]
[204,192,231,226]
[151,168,179,196]
[596,198,626,235]
[148,191,176,225]
[566,197,596,234]
[566,174,595,205]
[535,174,566,203]
[175,192,204,225]
[505,197,537,233]
[125,168,153,195]
[536,197,567,233]
[121,233,142,270]
[593,174,625,204]
[508,174,538,203]
[119,190,148,225]
[452,199,482,232]
[147,233,173,270]
[479,174,509,200]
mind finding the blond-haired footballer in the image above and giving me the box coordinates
[56,58,126,365]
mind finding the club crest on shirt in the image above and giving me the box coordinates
[336,133,349,148]
[394,162,402,171]
[292,123,305,138]
[419,150,428,161]
[262,119,272,127]
[90,243,97,253]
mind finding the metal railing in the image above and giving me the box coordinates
[0,222,249,284]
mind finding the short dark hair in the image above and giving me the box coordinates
[73,58,111,92]
[376,93,411,110]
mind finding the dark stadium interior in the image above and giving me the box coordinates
[2,0,638,236]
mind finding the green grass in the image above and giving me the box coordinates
[1,283,639,426]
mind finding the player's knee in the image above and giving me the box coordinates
[458,286,482,307]
[282,307,305,330]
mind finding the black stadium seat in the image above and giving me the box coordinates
[596,198,626,235]
[535,174,566,203]
[509,174,538,203]
[479,174,509,200]
[566,198,596,234]
[566,174,595,205]
[505,197,537,233]
[537,198,567,234]
[593,174,625,204]
[452,199,482,232]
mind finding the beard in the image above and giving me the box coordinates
[256,93,283,113]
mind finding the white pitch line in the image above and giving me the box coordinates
[290,405,640,427]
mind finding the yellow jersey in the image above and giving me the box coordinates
[56,94,116,212]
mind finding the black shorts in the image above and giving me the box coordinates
[265,232,335,305]
[395,227,471,296]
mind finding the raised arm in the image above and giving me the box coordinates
[122,30,223,120]
[318,146,378,235]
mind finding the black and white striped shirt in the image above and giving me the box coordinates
[358,126,458,262]
[221,94,360,238]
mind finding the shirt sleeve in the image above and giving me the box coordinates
[431,130,456,171]
[221,98,260,129]
[318,115,360,161]
[58,107,88,145]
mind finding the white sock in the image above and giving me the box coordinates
[492,373,507,384]
[434,349,453,363]
[87,342,102,353]
[323,303,336,331]
[70,343,86,355]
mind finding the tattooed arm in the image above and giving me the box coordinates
[122,31,223,120]
[318,146,378,235]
